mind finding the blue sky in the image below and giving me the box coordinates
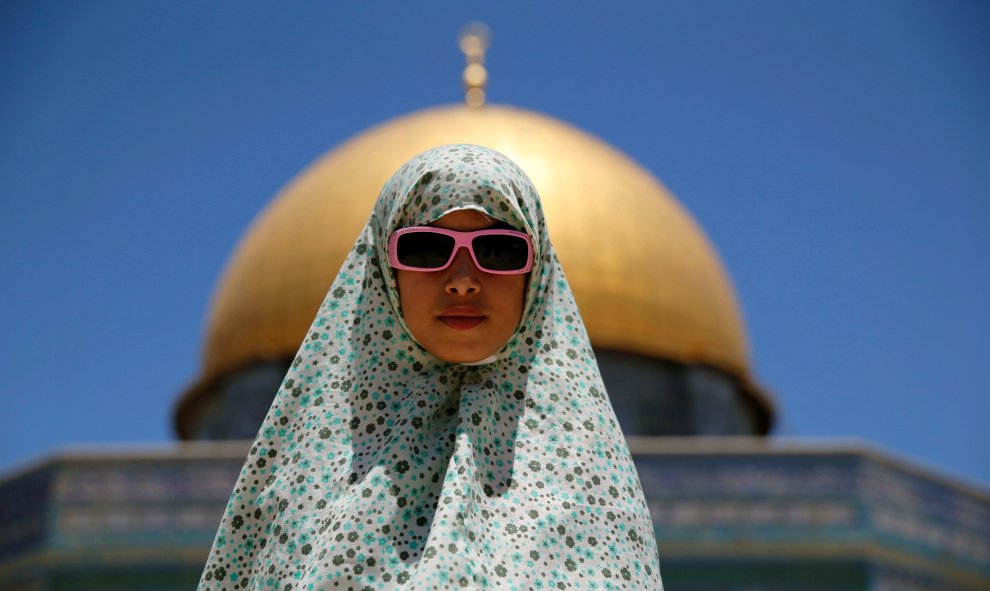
[1,1,988,488]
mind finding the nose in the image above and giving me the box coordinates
[444,247,482,296]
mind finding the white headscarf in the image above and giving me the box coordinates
[198,144,663,590]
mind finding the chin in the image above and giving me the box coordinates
[432,345,495,364]
[437,351,488,364]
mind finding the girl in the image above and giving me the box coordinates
[199,144,662,590]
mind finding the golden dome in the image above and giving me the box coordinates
[176,104,773,436]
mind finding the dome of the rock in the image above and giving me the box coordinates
[175,104,774,438]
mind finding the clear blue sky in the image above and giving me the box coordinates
[1,1,988,487]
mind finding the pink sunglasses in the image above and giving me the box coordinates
[387,226,534,274]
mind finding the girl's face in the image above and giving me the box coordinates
[395,209,527,363]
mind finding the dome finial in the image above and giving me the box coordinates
[458,22,491,108]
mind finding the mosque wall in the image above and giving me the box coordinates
[1,440,986,590]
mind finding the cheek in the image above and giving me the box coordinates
[396,270,442,330]
[395,270,421,319]
[495,275,527,321]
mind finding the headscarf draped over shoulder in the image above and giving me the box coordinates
[199,145,663,590]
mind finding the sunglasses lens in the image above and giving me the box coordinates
[472,234,530,271]
[396,232,455,269]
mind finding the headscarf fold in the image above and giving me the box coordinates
[199,144,662,590]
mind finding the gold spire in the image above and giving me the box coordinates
[459,22,491,108]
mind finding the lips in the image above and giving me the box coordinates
[438,306,486,330]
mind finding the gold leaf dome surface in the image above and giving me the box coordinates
[177,104,772,434]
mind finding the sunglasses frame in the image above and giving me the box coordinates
[387,226,534,275]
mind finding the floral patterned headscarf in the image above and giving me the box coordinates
[199,144,663,590]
